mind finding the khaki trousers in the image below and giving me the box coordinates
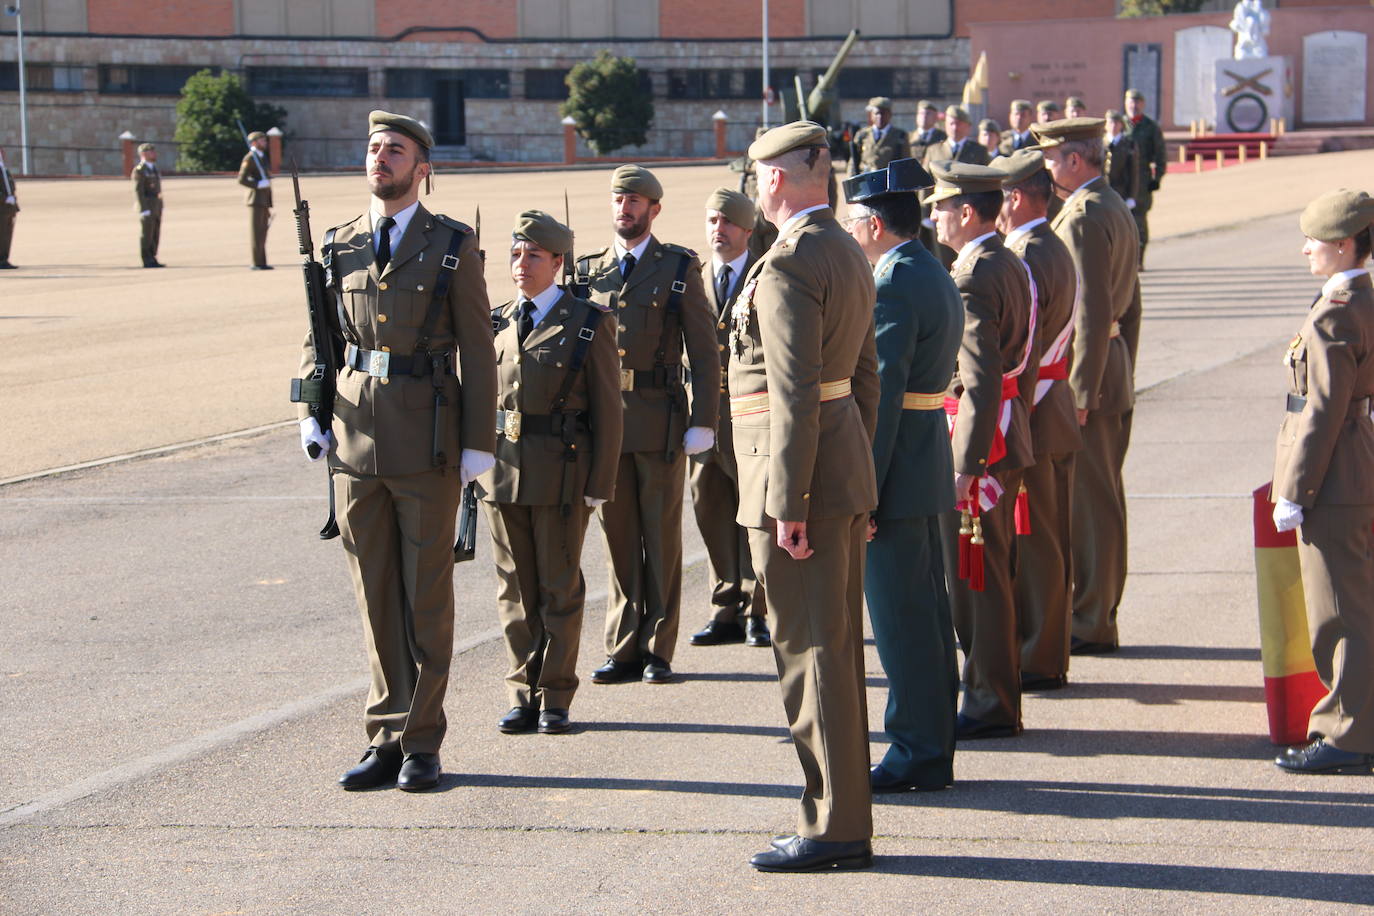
[485,500,592,711]
[140,201,162,263]
[250,205,270,267]
[1071,410,1128,646]
[1297,502,1374,753]
[689,448,765,623]
[336,467,461,755]
[748,513,872,842]
[942,467,1025,728]
[1016,452,1075,678]
[598,450,685,663]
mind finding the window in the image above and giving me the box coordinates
[666,69,765,101]
[386,68,510,100]
[525,69,570,100]
[100,65,213,95]
[246,67,368,97]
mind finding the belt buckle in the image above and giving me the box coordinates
[503,410,522,442]
[367,350,390,379]
[620,369,635,392]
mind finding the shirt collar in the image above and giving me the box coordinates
[522,282,564,327]
[1323,268,1369,298]
[778,204,828,239]
[1063,176,1099,209]
[713,249,749,278]
[370,200,420,249]
[613,234,652,263]
[954,230,998,271]
[1004,216,1047,248]
[873,241,907,277]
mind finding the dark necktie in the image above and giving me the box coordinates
[375,216,395,272]
[517,299,536,344]
[716,264,732,306]
[620,252,636,282]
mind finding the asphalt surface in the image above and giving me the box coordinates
[3,154,1374,912]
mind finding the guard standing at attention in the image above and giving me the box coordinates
[927,159,1037,741]
[484,211,623,737]
[576,165,720,686]
[923,107,991,269]
[998,100,1035,156]
[1104,111,1139,212]
[848,97,909,176]
[910,100,949,260]
[1123,89,1166,269]
[131,143,164,268]
[1034,117,1141,656]
[1271,189,1374,775]
[0,151,18,269]
[238,130,273,270]
[733,122,879,873]
[687,188,771,649]
[992,149,1082,691]
[843,159,963,793]
[297,110,497,792]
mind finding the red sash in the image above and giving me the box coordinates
[944,375,1020,469]
[1038,357,1068,382]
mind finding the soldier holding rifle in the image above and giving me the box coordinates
[294,111,497,792]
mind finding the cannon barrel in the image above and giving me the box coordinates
[806,28,860,119]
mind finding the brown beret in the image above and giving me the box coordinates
[706,187,756,230]
[1300,189,1374,242]
[137,142,156,153]
[1031,117,1107,148]
[1125,88,1146,101]
[990,148,1046,186]
[1010,99,1033,113]
[748,120,828,161]
[512,209,573,255]
[246,131,266,142]
[923,160,1007,205]
[945,105,970,123]
[611,164,663,200]
[368,110,434,150]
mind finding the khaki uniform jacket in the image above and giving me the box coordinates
[1007,221,1082,457]
[577,237,720,454]
[909,127,948,165]
[695,252,759,464]
[484,291,624,505]
[131,161,161,212]
[923,137,992,169]
[1273,273,1374,507]
[947,234,1036,475]
[1052,176,1141,415]
[237,151,272,208]
[298,204,498,476]
[1104,136,1139,205]
[998,130,1036,157]
[729,207,879,525]
[849,125,910,175]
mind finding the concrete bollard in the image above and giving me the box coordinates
[119,130,136,176]
[713,110,728,160]
[1216,148,1225,169]
[1239,144,1247,164]
[1260,140,1268,160]
[1178,143,1187,164]
[1194,153,1203,174]
[561,116,577,165]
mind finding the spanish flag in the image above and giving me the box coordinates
[1252,483,1326,745]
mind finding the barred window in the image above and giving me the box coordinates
[525,69,571,100]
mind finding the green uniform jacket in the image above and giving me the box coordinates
[131,161,161,212]
[923,137,992,169]
[849,125,910,176]
[909,126,948,165]
[1125,114,1166,210]
[237,151,272,208]
[694,252,759,463]
[729,207,880,525]
[998,130,1035,157]
[1104,135,1139,206]
[484,290,624,505]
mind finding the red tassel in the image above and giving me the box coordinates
[969,514,986,591]
[1015,483,1031,536]
[958,509,972,580]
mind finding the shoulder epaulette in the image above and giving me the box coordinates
[433,213,474,234]
[578,247,610,264]
[660,242,698,259]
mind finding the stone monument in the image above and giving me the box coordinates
[1214,0,1293,132]
[1229,0,1271,61]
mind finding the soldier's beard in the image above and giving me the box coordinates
[615,212,651,241]
[371,165,419,201]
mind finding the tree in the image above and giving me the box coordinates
[560,51,654,156]
[173,70,287,172]
[1118,0,1209,17]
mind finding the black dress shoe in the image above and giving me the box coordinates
[750,835,873,872]
[1070,637,1118,656]
[689,620,745,646]
[1021,672,1068,691]
[397,753,441,791]
[498,706,538,734]
[642,654,675,684]
[955,713,1021,741]
[1275,739,1374,774]
[745,616,772,647]
[538,708,571,734]
[0,261,16,269]
[591,656,643,684]
[251,264,274,270]
[869,764,949,794]
[338,745,402,790]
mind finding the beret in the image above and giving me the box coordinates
[867,96,893,111]
[1010,99,1033,112]
[843,169,888,204]
[706,187,756,230]
[990,148,1046,186]
[611,164,664,200]
[368,110,434,150]
[512,209,574,255]
[945,105,970,123]
[1105,108,1123,122]
[1036,100,1061,113]
[1030,116,1107,147]
[917,99,938,112]
[748,120,828,161]
[137,142,156,153]
[922,160,1007,205]
[1065,96,1086,109]
[979,118,1001,133]
[246,131,266,142]
[1300,189,1374,242]
[887,157,934,192]
[1125,88,1146,101]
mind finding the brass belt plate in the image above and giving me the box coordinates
[503,410,522,442]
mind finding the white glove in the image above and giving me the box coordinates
[1273,497,1304,533]
[299,417,333,461]
[140,210,151,217]
[5,195,16,205]
[683,426,715,456]
[1126,198,1137,210]
[584,496,607,508]
[256,178,271,189]
[460,449,495,486]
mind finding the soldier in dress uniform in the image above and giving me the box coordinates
[1036,100,1062,125]
[576,165,720,686]
[238,130,273,269]
[910,99,949,265]
[297,110,497,792]
[1271,189,1374,775]
[1064,96,1088,120]
[926,159,1037,740]
[848,96,909,176]
[924,107,991,269]
[131,143,164,268]
[1124,88,1167,269]
[1033,117,1141,656]
[1104,110,1139,211]
[483,211,623,737]
[686,188,771,649]
[998,100,1035,156]
[0,151,18,269]
[843,159,963,793]
[979,119,1002,158]
[992,149,1082,691]
[733,121,878,872]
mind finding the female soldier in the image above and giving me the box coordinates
[1271,189,1374,774]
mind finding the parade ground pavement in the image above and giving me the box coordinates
[3,151,1374,912]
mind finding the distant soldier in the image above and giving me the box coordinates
[131,143,164,268]
[978,118,1002,157]
[0,150,16,269]
[1064,96,1088,119]
[909,99,948,164]
[687,188,770,650]
[848,96,909,176]
[1124,88,1167,268]
[484,211,623,737]
[999,100,1035,156]
[924,107,989,268]
[1104,110,1139,210]
[576,165,721,686]
[238,130,273,269]
[1037,100,1062,125]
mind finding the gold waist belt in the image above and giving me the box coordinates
[902,392,945,411]
[731,378,852,417]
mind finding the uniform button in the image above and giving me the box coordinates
[379,281,389,291]
[417,283,425,291]
[378,314,388,323]
[381,345,390,353]
[718,321,726,330]
[978,458,986,465]
[618,324,627,332]
[618,348,627,356]
[513,381,521,390]
[1306,489,1315,494]
[380,377,390,385]
[719,344,726,351]
[557,361,564,368]
[514,354,522,365]
[802,493,810,499]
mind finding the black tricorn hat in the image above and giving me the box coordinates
[843,169,889,204]
[887,158,934,192]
